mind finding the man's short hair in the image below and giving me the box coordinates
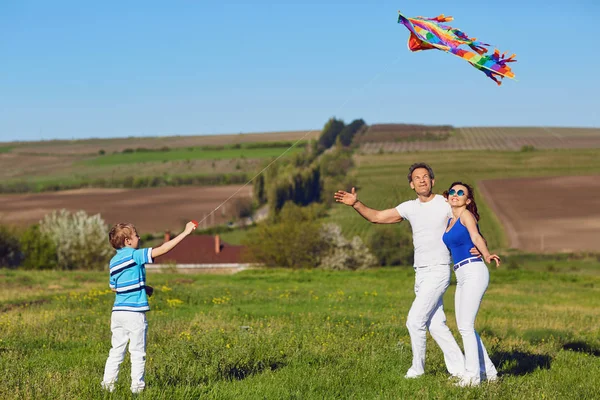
[109,223,137,249]
[407,163,435,183]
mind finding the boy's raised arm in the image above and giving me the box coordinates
[151,221,198,259]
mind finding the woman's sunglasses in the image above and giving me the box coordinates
[448,189,465,197]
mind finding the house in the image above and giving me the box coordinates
[148,232,254,274]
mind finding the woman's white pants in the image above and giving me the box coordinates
[455,261,497,384]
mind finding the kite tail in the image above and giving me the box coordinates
[474,48,518,85]
[486,49,518,70]
[451,28,491,54]
[491,49,517,64]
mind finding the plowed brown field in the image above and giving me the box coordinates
[0,185,252,234]
[478,176,600,253]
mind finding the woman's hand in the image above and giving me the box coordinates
[485,254,501,267]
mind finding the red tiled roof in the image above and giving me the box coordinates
[154,235,246,264]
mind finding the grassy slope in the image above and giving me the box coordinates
[0,265,599,399]
[326,149,600,251]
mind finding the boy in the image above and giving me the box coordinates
[101,220,198,394]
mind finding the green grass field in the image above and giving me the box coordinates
[1,264,599,399]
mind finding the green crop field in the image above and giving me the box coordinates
[325,149,600,251]
[82,146,305,167]
[1,264,599,399]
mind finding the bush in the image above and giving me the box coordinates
[230,197,254,220]
[20,225,58,270]
[366,226,414,266]
[39,209,113,270]
[0,225,22,268]
[319,223,377,270]
[243,203,326,268]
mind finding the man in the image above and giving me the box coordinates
[334,162,466,379]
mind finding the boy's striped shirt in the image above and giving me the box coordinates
[109,247,153,312]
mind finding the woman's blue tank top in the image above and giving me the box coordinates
[442,217,476,264]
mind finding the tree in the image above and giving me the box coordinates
[253,174,267,205]
[39,209,113,270]
[0,225,21,268]
[366,226,414,266]
[243,202,326,268]
[20,225,58,270]
[317,118,345,152]
[338,119,366,147]
[319,223,377,270]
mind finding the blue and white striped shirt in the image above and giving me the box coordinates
[109,247,153,312]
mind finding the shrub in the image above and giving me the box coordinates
[20,225,58,270]
[230,197,254,220]
[243,203,326,268]
[39,209,113,270]
[366,226,414,266]
[319,223,377,270]
[0,225,22,268]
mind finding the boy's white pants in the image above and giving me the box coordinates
[101,311,148,393]
[455,261,497,384]
[405,264,465,377]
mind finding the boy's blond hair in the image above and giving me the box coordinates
[109,223,137,249]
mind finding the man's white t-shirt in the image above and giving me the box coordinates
[395,194,453,267]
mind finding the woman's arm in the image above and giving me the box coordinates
[461,211,501,267]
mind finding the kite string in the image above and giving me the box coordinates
[196,54,402,226]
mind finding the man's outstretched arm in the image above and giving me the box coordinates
[334,187,403,224]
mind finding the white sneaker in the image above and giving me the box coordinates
[455,377,480,387]
[100,381,115,393]
[404,369,423,379]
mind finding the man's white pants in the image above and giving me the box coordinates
[455,261,497,384]
[101,311,148,393]
[405,264,465,377]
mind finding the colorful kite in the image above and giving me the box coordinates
[397,12,517,85]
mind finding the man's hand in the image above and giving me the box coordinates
[145,285,154,297]
[334,187,358,207]
[469,247,482,258]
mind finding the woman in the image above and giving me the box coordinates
[442,182,500,387]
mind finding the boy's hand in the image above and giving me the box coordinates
[184,220,199,235]
[145,285,154,297]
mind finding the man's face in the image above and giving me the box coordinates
[409,167,434,196]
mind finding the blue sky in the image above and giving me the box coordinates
[1,1,598,142]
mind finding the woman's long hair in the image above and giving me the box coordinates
[443,181,480,221]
